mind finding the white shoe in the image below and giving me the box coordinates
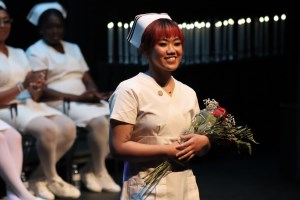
[5,191,44,200]
[29,179,55,200]
[34,197,46,200]
[81,172,102,192]
[47,176,81,199]
[97,172,121,192]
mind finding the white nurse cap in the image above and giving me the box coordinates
[127,13,171,48]
[0,1,6,9]
[27,1,67,26]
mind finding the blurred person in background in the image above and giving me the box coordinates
[0,1,80,199]
[26,1,120,193]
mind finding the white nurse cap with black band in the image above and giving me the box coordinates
[127,13,171,48]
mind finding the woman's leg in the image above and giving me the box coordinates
[25,116,61,180]
[0,128,36,200]
[83,116,120,192]
[25,115,80,199]
[87,116,110,175]
[26,115,76,178]
[48,115,77,162]
[79,116,110,192]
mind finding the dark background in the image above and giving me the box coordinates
[5,0,294,65]
[3,0,300,179]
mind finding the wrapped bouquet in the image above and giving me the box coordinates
[135,98,259,199]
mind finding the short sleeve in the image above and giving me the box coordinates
[109,83,138,125]
[26,43,49,71]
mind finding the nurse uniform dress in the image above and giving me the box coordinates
[0,46,62,132]
[26,40,109,127]
[109,73,201,200]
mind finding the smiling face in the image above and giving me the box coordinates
[140,18,184,74]
[148,36,183,73]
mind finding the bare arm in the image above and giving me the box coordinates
[109,119,180,162]
[38,70,92,102]
[82,71,112,100]
[40,71,111,102]
[0,86,21,107]
[0,71,44,106]
[82,71,98,92]
[41,86,76,102]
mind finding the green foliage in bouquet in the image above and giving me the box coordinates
[135,98,259,199]
[186,98,258,155]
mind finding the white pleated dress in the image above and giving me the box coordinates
[109,73,201,200]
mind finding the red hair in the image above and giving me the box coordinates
[139,18,184,54]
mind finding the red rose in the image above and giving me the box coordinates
[213,106,227,118]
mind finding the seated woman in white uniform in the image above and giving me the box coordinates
[0,7,41,195]
[0,2,80,199]
[26,2,120,193]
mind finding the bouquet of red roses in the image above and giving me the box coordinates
[135,98,258,199]
[186,98,258,154]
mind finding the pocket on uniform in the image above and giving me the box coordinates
[127,175,167,200]
[127,176,144,200]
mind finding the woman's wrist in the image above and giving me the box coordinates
[16,82,25,92]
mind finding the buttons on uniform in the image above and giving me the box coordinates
[158,90,163,96]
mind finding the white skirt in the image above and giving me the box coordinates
[0,99,62,132]
[47,100,110,127]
